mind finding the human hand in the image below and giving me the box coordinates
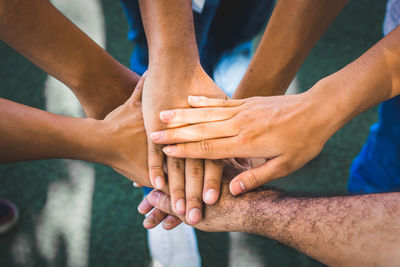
[89,75,183,226]
[142,64,227,224]
[151,90,338,195]
[137,159,279,231]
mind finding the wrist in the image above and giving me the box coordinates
[148,46,200,71]
[229,190,280,233]
[304,76,355,142]
[75,63,139,119]
[72,118,109,164]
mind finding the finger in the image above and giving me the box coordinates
[162,215,183,230]
[127,72,146,104]
[229,157,287,195]
[143,207,168,229]
[159,107,238,125]
[167,157,186,215]
[203,160,223,205]
[147,190,177,216]
[133,182,144,188]
[151,120,238,144]
[147,140,166,190]
[137,197,153,215]
[163,137,240,159]
[188,96,245,108]
[185,158,204,225]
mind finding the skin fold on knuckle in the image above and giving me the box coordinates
[186,195,203,206]
[149,144,165,158]
[170,157,185,171]
[159,194,174,215]
[199,140,212,154]
[187,165,204,179]
[171,188,185,199]
[204,178,220,190]
[245,171,265,188]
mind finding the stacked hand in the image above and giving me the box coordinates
[137,159,269,232]
[150,90,337,195]
[142,64,227,225]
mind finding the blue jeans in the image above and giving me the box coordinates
[349,95,400,194]
[119,0,273,76]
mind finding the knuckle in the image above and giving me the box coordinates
[199,140,212,154]
[186,195,203,204]
[246,171,265,187]
[205,177,220,189]
[187,166,204,178]
[150,165,163,172]
[160,196,173,213]
[150,145,165,157]
[237,131,250,143]
[171,188,185,198]
[207,159,222,167]
[170,158,185,171]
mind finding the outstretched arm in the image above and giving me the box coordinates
[139,0,227,225]
[142,184,400,266]
[0,0,139,119]
[233,0,348,98]
[150,26,400,195]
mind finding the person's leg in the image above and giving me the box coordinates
[0,199,19,235]
[349,96,400,194]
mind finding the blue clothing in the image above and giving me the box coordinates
[119,0,273,76]
[348,0,400,194]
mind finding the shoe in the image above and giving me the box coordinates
[148,223,201,267]
[0,199,19,235]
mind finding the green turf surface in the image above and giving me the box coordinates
[0,0,387,266]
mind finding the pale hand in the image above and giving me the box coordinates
[150,92,336,195]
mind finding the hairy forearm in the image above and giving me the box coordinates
[234,0,348,98]
[0,98,102,163]
[0,0,139,119]
[138,0,199,69]
[242,191,400,266]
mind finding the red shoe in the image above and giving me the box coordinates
[0,199,19,235]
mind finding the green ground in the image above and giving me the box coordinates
[0,0,387,266]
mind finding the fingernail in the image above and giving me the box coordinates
[204,189,217,204]
[137,200,148,213]
[143,215,155,227]
[163,146,176,155]
[148,191,161,205]
[176,199,185,214]
[187,208,201,225]
[154,176,163,189]
[160,110,175,121]
[133,182,140,187]
[150,131,163,141]
[230,180,245,195]
[188,95,201,103]
[163,220,172,228]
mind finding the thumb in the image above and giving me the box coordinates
[128,72,146,104]
[229,158,284,195]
